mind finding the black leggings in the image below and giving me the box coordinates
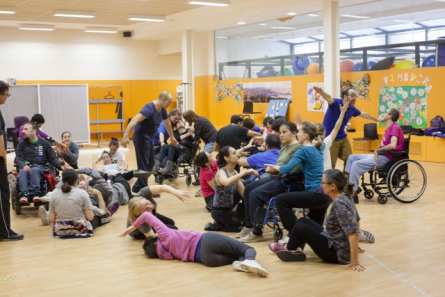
[91,216,103,229]
[211,191,243,232]
[200,232,256,267]
[288,217,338,264]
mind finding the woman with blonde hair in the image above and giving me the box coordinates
[126,185,190,239]
[266,121,332,238]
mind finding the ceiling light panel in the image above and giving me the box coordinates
[128,14,166,22]
[19,24,55,31]
[54,10,95,18]
[85,26,118,33]
[188,0,230,7]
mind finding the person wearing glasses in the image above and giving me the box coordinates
[314,87,378,170]
[345,108,404,202]
[0,81,24,241]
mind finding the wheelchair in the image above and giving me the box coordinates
[156,141,200,186]
[9,168,56,215]
[260,173,305,242]
[358,133,427,205]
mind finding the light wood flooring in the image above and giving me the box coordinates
[1,144,444,296]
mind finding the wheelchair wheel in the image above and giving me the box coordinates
[274,226,283,242]
[8,172,17,187]
[387,159,426,203]
[186,174,192,186]
[370,171,390,196]
[10,183,17,211]
[158,175,164,185]
[377,195,387,204]
[364,189,374,199]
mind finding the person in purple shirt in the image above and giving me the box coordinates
[120,211,268,277]
[345,108,404,203]
[121,92,178,192]
[315,87,378,170]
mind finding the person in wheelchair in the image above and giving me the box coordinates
[237,122,303,243]
[345,108,404,202]
[15,122,69,204]
[152,120,195,176]
[152,108,183,148]
[18,113,65,151]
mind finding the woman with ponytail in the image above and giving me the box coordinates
[49,169,114,238]
[266,121,332,239]
[268,169,365,272]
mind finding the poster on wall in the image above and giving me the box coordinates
[266,99,290,119]
[378,86,427,128]
[243,81,292,103]
[307,82,327,112]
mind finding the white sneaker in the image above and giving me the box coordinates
[232,261,248,272]
[239,260,268,277]
[235,227,252,238]
[359,229,375,243]
[278,236,289,244]
[38,206,49,226]
[240,232,264,243]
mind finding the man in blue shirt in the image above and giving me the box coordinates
[315,87,378,170]
[121,92,177,192]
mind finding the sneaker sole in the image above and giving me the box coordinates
[276,251,307,262]
[239,235,264,243]
[360,230,375,243]
[240,263,268,277]
[232,261,248,272]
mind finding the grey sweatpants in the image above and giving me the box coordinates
[200,232,256,267]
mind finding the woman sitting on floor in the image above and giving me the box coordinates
[49,169,119,238]
[205,146,258,232]
[120,211,268,277]
[268,169,365,272]
[126,185,190,239]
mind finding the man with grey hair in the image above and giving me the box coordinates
[121,91,178,192]
[0,80,24,241]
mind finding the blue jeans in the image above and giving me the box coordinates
[345,154,390,191]
[204,142,214,154]
[18,165,44,196]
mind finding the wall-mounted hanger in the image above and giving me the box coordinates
[104,92,115,99]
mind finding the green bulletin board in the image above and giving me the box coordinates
[378,86,427,128]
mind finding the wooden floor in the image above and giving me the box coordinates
[2,143,444,296]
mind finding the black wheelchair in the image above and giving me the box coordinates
[358,133,427,205]
[9,168,56,215]
[156,141,200,186]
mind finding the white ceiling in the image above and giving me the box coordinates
[0,0,444,40]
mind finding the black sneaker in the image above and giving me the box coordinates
[192,180,200,186]
[152,194,161,198]
[133,170,151,178]
[0,230,24,241]
[204,222,221,231]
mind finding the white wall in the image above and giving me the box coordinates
[193,31,215,77]
[0,27,182,80]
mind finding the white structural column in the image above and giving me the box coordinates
[182,30,194,111]
[323,0,340,98]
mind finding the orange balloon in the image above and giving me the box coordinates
[307,63,319,75]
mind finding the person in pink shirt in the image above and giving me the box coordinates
[345,108,404,203]
[194,152,218,211]
[120,211,268,277]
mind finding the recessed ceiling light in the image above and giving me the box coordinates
[271,26,296,30]
[54,10,95,18]
[308,14,318,17]
[19,24,55,31]
[0,7,16,14]
[216,36,228,39]
[128,14,166,22]
[341,14,370,19]
[85,27,118,34]
[287,12,297,16]
[188,0,230,7]
[259,23,267,26]
[237,22,246,25]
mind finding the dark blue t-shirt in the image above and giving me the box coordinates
[134,102,168,138]
[322,98,361,141]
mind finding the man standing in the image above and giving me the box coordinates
[0,81,24,241]
[315,87,378,169]
[121,92,178,193]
